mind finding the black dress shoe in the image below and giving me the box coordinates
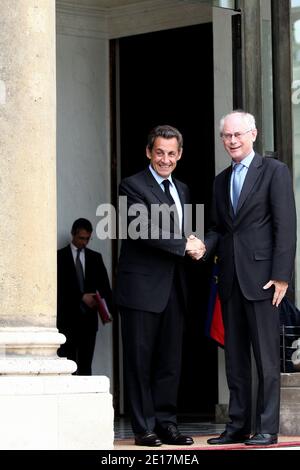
[207,431,250,445]
[156,424,194,445]
[244,433,278,446]
[135,431,162,447]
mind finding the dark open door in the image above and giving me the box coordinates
[115,23,216,418]
[111,1,242,420]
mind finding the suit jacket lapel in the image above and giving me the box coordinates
[225,168,234,219]
[173,178,188,207]
[144,168,171,205]
[67,245,81,287]
[221,166,234,219]
[144,168,185,230]
[236,153,263,214]
[84,248,90,284]
[173,178,188,233]
[144,168,187,207]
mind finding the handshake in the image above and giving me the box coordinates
[185,234,206,261]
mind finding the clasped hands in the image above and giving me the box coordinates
[186,234,206,260]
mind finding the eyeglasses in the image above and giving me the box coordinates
[220,129,253,141]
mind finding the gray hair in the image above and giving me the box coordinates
[219,110,256,134]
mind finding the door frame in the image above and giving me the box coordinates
[110,3,241,417]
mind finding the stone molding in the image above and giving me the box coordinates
[0,375,110,394]
[0,327,65,355]
[56,1,108,39]
[56,0,212,39]
[0,357,76,375]
[0,327,76,374]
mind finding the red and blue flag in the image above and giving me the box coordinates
[205,256,224,347]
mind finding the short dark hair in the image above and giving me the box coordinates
[147,125,183,151]
[71,218,93,235]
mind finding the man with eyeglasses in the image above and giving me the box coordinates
[203,110,296,446]
[57,218,113,375]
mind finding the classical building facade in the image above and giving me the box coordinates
[0,0,299,448]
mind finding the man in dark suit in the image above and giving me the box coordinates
[57,218,113,375]
[202,111,296,446]
[115,125,205,446]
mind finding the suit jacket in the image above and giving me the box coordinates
[57,245,113,334]
[205,153,297,302]
[115,167,190,313]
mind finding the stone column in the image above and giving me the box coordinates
[0,1,114,449]
[0,0,73,374]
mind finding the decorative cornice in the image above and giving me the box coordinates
[56,0,212,40]
[56,1,109,39]
[108,0,211,39]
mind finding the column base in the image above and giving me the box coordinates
[0,327,76,374]
[0,357,76,374]
[0,376,114,449]
[280,372,300,435]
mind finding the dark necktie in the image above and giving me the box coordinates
[232,163,244,213]
[75,248,85,293]
[162,179,176,206]
[162,179,181,236]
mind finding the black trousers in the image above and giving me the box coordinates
[58,327,97,376]
[222,276,280,435]
[120,280,185,434]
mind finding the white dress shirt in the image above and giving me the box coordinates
[149,164,183,230]
[71,243,86,274]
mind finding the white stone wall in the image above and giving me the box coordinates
[0,376,114,449]
[56,21,113,382]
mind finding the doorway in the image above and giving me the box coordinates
[113,23,217,418]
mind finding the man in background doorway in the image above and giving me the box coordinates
[57,218,113,375]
